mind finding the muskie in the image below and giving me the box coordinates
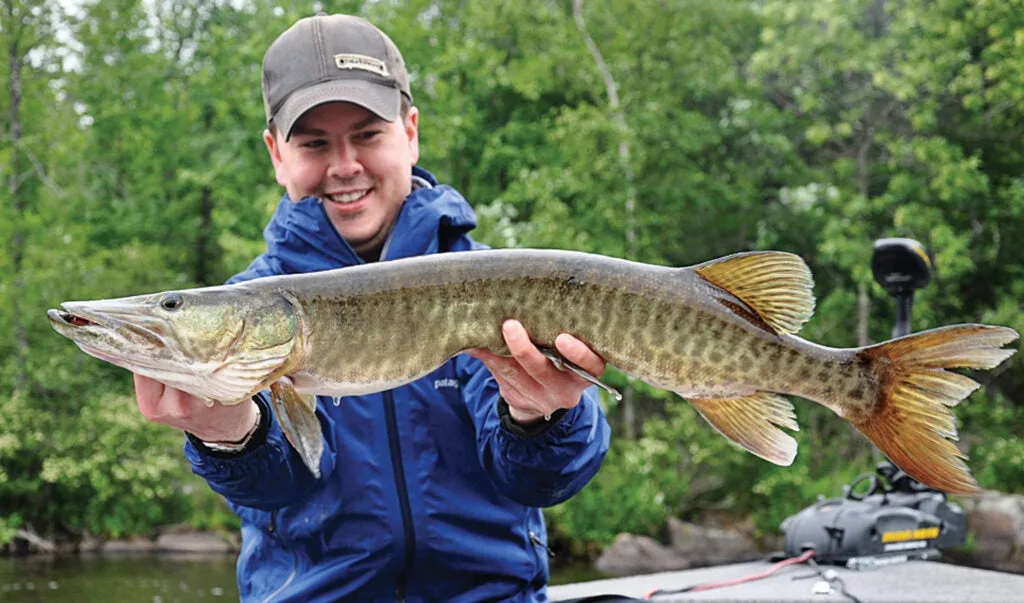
[48,249,1018,493]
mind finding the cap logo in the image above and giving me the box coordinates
[333,53,389,77]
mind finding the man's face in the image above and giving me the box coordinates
[264,101,420,258]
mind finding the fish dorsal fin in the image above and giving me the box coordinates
[694,251,815,335]
[687,392,800,466]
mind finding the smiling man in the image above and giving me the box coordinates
[131,12,612,602]
[265,100,419,260]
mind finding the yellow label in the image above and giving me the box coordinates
[881,527,940,543]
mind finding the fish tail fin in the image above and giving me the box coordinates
[853,324,1018,494]
[269,378,324,478]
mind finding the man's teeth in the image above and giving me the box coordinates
[325,190,369,204]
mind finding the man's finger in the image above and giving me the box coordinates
[464,348,500,364]
[134,373,166,413]
[503,320,559,382]
[554,333,606,378]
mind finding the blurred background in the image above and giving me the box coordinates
[2,0,1023,598]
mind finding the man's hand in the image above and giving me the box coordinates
[134,374,258,442]
[467,320,606,425]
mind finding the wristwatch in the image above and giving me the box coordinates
[199,404,262,452]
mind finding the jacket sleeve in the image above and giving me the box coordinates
[183,393,335,510]
[182,255,335,510]
[456,353,611,507]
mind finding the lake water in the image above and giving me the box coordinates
[0,554,602,601]
[0,555,239,603]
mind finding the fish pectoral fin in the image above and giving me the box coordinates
[269,377,324,479]
[687,392,799,466]
[693,251,815,335]
[539,347,623,401]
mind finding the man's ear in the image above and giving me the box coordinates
[264,128,288,188]
[404,107,420,166]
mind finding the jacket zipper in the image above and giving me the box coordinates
[263,510,298,602]
[384,389,415,600]
[529,530,555,559]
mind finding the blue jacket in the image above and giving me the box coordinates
[185,167,611,602]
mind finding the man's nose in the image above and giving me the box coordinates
[327,143,363,179]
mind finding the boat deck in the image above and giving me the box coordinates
[548,559,1024,602]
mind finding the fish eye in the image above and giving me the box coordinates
[160,293,184,311]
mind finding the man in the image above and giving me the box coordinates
[133,13,611,602]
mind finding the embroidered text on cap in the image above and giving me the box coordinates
[334,54,389,77]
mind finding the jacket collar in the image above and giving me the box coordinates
[261,166,477,274]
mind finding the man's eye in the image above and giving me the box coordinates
[301,139,327,149]
[356,130,381,142]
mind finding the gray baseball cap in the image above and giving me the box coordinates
[262,14,412,140]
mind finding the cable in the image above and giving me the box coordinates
[644,549,815,599]
[644,549,863,603]
[805,556,863,603]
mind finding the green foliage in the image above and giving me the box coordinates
[545,436,689,554]
[183,476,242,534]
[547,397,876,550]
[957,390,1024,493]
[0,392,189,544]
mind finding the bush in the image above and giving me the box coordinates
[545,395,879,554]
[0,391,192,544]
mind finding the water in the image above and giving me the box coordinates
[0,555,239,602]
[0,554,601,601]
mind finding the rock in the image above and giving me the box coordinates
[593,519,764,576]
[77,533,105,553]
[100,537,159,554]
[959,490,1024,573]
[667,518,760,566]
[594,533,691,576]
[155,532,235,554]
[97,530,235,555]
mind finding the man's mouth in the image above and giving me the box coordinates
[323,189,372,205]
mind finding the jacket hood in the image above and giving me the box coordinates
[260,166,477,274]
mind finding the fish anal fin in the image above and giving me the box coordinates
[687,392,799,466]
[694,251,815,335]
[269,377,324,479]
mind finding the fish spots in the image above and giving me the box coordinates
[847,386,866,401]
[709,350,725,364]
[562,274,586,297]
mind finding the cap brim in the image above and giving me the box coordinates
[274,79,401,140]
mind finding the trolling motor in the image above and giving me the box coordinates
[780,461,967,569]
[780,238,965,569]
[870,238,932,338]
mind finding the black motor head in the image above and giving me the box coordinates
[871,238,932,297]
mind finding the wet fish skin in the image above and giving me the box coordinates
[48,249,1019,492]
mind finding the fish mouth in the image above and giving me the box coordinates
[48,308,99,328]
[48,301,167,350]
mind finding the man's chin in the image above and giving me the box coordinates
[336,226,384,257]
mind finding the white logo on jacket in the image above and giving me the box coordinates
[434,378,459,390]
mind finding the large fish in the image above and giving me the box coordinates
[48,249,1018,493]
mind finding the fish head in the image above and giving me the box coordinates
[47,285,302,404]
